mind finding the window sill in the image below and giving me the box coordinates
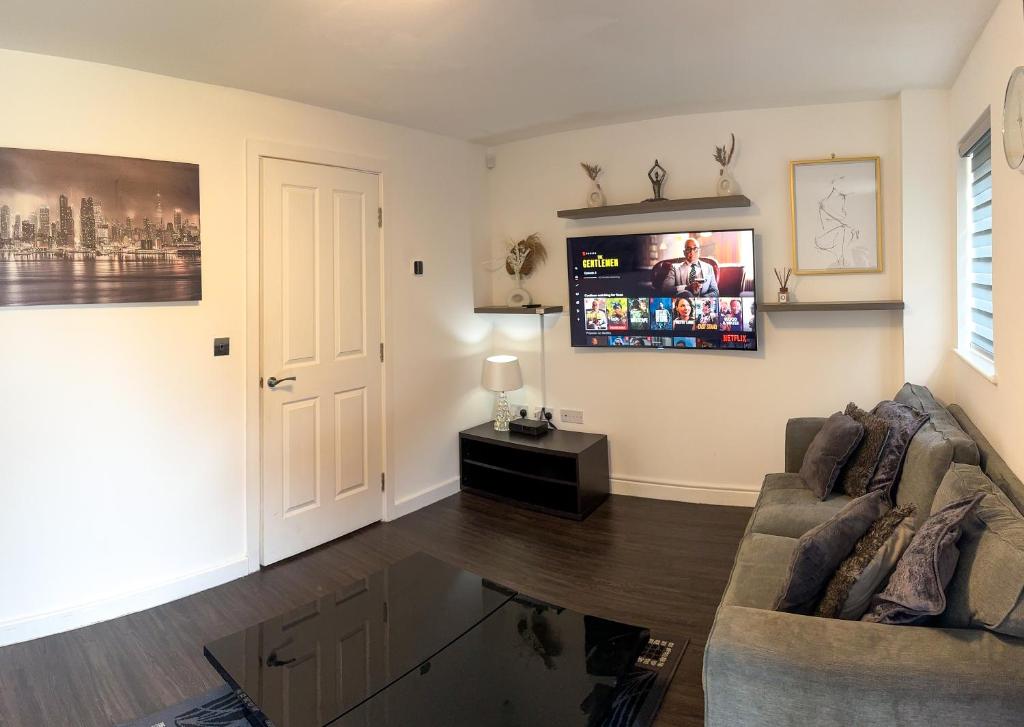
[954,347,997,385]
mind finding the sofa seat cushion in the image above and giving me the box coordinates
[751,474,853,538]
[720,533,798,610]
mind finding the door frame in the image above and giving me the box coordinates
[245,139,394,572]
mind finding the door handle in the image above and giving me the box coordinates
[267,376,297,389]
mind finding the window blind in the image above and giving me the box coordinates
[965,130,994,362]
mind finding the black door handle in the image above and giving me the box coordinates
[267,376,297,389]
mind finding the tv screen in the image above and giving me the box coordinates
[568,228,757,351]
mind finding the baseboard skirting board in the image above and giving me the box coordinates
[610,474,759,507]
[388,475,460,520]
[0,556,249,648]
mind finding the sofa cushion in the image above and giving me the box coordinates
[775,490,889,614]
[751,474,852,538]
[932,464,1024,638]
[815,504,916,620]
[895,383,979,465]
[949,403,1024,515]
[719,533,798,610]
[837,403,892,498]
[870,400,929,497]
[896,420,973,528]
[799,411,864,500]
[863,491,983,626]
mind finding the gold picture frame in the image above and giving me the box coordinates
[789,156,883,275]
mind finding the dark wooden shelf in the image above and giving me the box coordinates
[459,423,609,520]
[474,305,563,315]
[557,195,751,220]
[758,300,905,312]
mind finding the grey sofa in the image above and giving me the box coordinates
[704,384,1024,726]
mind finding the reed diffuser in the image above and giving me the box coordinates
[774,267,792,303]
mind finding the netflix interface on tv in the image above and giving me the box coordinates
[569,228,757,351]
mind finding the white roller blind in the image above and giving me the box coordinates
[964,130,994,362]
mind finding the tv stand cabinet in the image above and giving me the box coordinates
[458,423,609,520]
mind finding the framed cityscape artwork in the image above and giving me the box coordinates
[790,156,882,274]
[0,147,201,306]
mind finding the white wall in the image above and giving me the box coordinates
[899,89,955,396]
[948,0,1024,473]
[0,50,490,645]
[484,100,905,505]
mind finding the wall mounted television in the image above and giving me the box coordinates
[568,228,757,351]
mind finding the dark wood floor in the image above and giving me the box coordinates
[0,493,750,727]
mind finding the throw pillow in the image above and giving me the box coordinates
[837,402,892,498]
[932,464,1024,638]
[862,491,984,625]
[774,490,889,615]
[798,411,865,500]
[815,503,916,620]
[869,400,929,498]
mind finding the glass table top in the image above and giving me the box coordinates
[333,595,651,727]
[204,552,515,727]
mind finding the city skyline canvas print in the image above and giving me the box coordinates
[0,147,201,306]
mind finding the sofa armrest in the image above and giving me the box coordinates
[784,417,826,473]
[704,605,1024,727]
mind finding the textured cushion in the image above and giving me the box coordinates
[815,504,916,620]
[798,412,864,500]
[863,492,983,625]
[750,475,852,539]
[895,383,979,465]
[932,464,1024,638]
[949,404,1024,515]
[837,403,891,498]
[720,533,798,610]
[774,490,889,614]
[870,400,929,497]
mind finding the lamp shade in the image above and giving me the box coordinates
[481,355,523,392]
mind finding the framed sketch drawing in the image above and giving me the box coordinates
[790,156,882,274]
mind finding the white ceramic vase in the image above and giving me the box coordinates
[587,182,606,208]
[717,168,740,196]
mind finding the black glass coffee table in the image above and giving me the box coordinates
[204,553,684,727]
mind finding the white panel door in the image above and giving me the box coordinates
[261,157,382,565]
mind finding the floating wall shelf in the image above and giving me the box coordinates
[557,195,751,220]
[758,300,904,312]
[473,305,564,315]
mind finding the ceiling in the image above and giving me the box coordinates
[0,0,998,144]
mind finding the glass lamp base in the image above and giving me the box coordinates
[493,391,512,431]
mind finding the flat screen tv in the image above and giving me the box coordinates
[567,228,757,351]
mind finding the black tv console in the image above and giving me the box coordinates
[458,422,610,520]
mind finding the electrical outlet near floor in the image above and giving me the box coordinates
[560,408,584,425]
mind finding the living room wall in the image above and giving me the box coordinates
[484,99,905,505]
[0,50,490,645]
[948,0,1024,476]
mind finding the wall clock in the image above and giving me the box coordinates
[1004,66,1024,170]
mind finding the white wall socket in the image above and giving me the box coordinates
[560,409,584,425]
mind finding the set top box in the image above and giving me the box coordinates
[509,417,549,437]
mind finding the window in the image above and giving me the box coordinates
[958,116,994,377]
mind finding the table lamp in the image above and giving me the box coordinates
[482,355,523,431]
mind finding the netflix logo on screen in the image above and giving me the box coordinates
[568,228,757,352]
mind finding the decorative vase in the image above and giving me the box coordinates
[506,274,532,306]
[778,288,789,303]
[717,168,739,196]
[587,182,606,208]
